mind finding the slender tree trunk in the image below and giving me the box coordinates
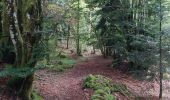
[92,45,95,54]
[159,0,163,98]
[76,0,81,56]
[66,26,70,49]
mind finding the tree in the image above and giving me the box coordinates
[86,0,158,69]
[159,0,163,98]
[0,0,2,34]
[76,0,81,55]
[0,0,44,99]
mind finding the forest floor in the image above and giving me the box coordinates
[34,49,170,100]
[0,48,170,100]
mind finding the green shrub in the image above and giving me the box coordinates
[59,54,67,58]
[91,89,115,100]
[83,75,112,90]
[111,83,130,96]
[83,75,132,100]
[163,73,170,80]
[32,91,43,100]
[46,58,75,72]
[58,53,67,58]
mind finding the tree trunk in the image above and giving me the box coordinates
[66,26,70,49]
[19,74,34,100]
[0,5,2,34]
[2,0,43,99]
[159,0,163,98]
[76,0,81,56]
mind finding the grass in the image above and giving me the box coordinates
[83,74,133,100]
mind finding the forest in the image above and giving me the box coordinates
[0,0,170,100]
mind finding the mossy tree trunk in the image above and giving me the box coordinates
[2,0,43,99]
[0,1,2,34]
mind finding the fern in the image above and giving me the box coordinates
[83,75,133,100]
[0,64,46,78]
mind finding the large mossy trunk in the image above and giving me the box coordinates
[19,74,34,100]
[1,0,43,99]
[0,1,2,34]
[8,74,35,100]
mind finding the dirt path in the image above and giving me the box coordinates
[35,54,170,100]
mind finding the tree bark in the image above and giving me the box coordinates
[76,0,81,56]
[66,25,70,49]
[159,0,163,98]
[19,74,34,100]
[2,0,43,99]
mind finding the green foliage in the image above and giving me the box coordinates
[83,74,112,90]
[163,73,170,80]
[85,0,164,73]
[0,67,34,78]
[83,75,132,100]
[111,83,131,97]
[52,58,75,72]
[32,90,43,100]
[31,42,49,62]
[91,89,115,100]
[0,64,46,78]
[58,53,67,58]
[44,49,76,72]
[0,1,3,10]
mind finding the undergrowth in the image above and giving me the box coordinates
[83,74,133,100]
[32,90,43,100]
[48,53,75,72]
[38,52,75,72]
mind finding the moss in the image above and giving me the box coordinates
[2,0,43,99]
[111,83,131,96]
[163,73,170,80]
[31,91,43,100]
[46,57,75,72]
[91,89,115,100]
[83,75,132,100]
[17,74,34,100]
[7,74,35,100]
[83,75,113,90]
[58,53,67,58]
